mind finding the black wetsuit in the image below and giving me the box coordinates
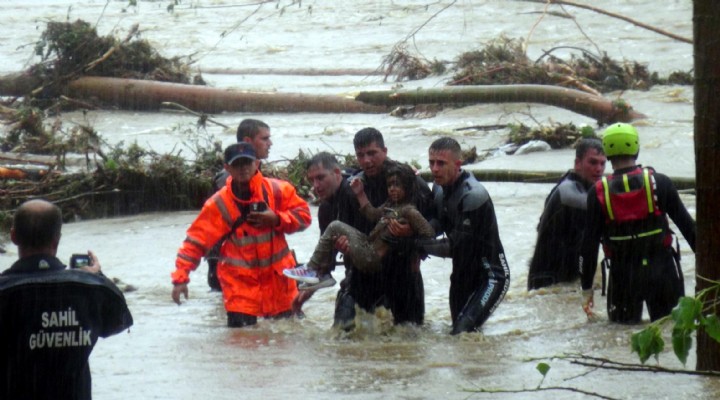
[0,255,133,400]
[333,160,433,327]
[579,165,696,323]
[424,170,510,334]
[318,178,357,234]
[528,171,592,289]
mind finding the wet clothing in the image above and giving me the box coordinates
[426,170,510,334]
[173,171,311,318]
[0,254,133,400]
[206,164,272,291]
[309,203,434,273]
[205,170,229,291]
[334,161,434,326]
[579,165,696,323]
[318,178,357,237]
[528,171,593,289]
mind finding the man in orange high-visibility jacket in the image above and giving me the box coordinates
[172,142,311,327]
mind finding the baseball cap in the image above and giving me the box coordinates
[224,142,256,164]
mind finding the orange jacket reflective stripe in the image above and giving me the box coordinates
[172,171,311,316]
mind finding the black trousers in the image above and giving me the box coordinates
[334,245,425,329]
[606,247,684,323]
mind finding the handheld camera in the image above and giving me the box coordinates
[250,202,267,212]
[70,254,91,269]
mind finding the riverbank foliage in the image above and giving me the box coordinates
[0,119,219,232]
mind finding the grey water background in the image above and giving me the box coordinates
[0,1,712,399]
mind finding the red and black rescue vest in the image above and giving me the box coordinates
[595,167,672,260]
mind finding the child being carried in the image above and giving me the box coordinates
[283,163,435,291]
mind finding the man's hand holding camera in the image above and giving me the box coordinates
[70,251,101,274]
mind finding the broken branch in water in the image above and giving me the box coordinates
[161,102,230,129]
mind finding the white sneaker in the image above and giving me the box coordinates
[283,265,319,284]
[298,274,337,291]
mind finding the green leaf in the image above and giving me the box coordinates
[631,325,665,364]
[671,327,693,366]
[536,362,550,377]
[670,297,702,330]
[701,314,720,342]
[104,159,118,171]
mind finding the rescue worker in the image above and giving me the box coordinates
[290,152,355,313]
[206,118,273,291]
[419,137,510,335]
[172,142,311,327]
[579,123,696,323]
[333,128,434,330]
[527,138,606,289]
[0,199,133,400]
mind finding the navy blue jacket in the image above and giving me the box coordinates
[0,255,133,400]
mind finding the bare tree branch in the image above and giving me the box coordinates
[516,0,692,44]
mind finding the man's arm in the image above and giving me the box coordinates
[401,207,435,239]
[579,191,604,291]
[656,173,696,251]
[578,190,604,317]
[536,189,563,234]
[468,199,509,281]
[270,180,311,234]
[171,196,229,303]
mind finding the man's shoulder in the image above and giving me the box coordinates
[644,166,670,181]
[0,269,123,297]
[457,173,490,211]
[553,174,591,207]
[263,176,301,191]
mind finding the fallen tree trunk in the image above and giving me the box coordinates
[0,72,42,97]
[1,74,644,121]
[0,151,57,166]
[418,169,695,190]
[200,67,382,76]
[356,85,645,124]
[64,76,390,114]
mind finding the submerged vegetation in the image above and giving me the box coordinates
[507,122,597,149]
[29,20,197,102]
[382,35,693,93]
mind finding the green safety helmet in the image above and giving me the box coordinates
[602,123,639,157]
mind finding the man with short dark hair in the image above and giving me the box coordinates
[236,118,272,160]
[306,152,353,230]
[419,137,510,335]
[0,199,133,400]
[527,138,606,290]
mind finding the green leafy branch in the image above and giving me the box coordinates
[462,353,720,399]
[462,361,618,399]
[631,279,720,365]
